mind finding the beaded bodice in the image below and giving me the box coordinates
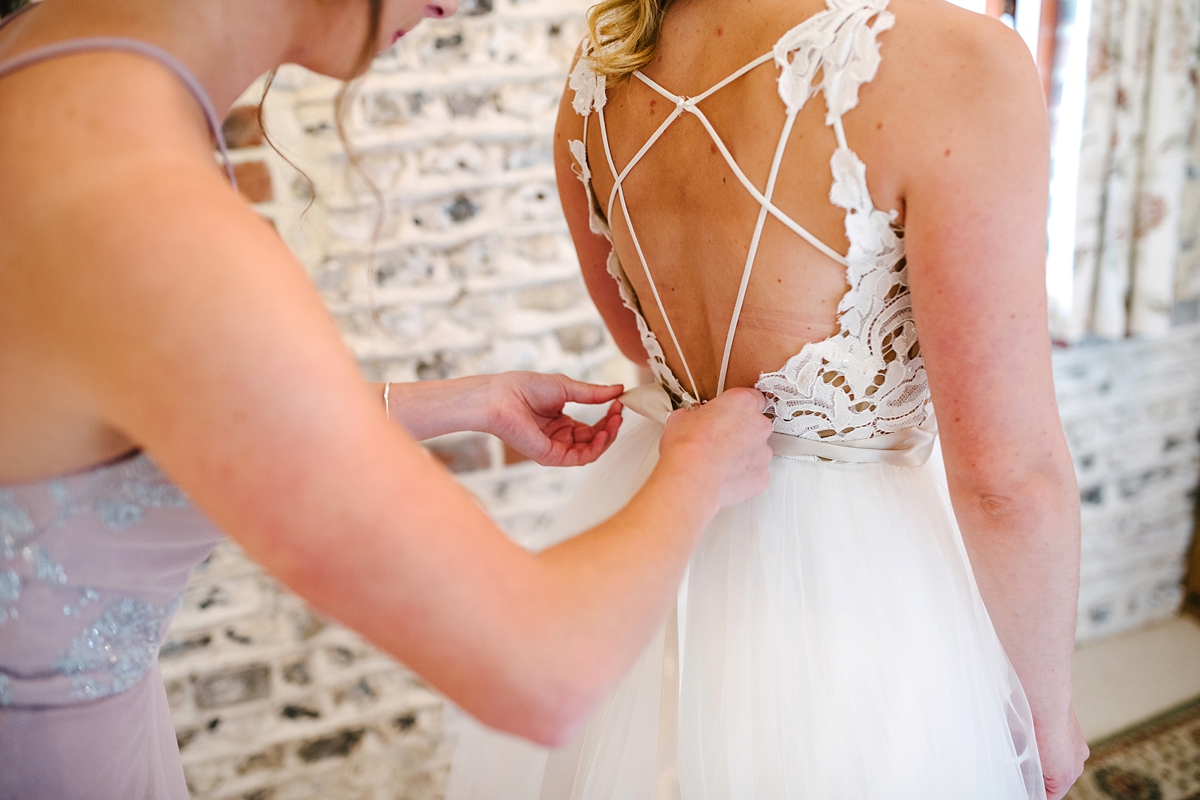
[568,0,930,443]
[0,453,223,707]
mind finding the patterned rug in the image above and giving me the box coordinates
[1065,696,1200,800]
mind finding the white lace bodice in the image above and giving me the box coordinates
[568,0,930,444]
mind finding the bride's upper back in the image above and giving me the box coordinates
[566,0,1008,441]
[586,0,915,401]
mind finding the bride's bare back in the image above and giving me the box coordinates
[558,0,1026,401]
[587,0,865,399]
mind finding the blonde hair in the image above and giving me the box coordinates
[585,0,674,83]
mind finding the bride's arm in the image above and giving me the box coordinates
[553,69,649,367]
[892,11,1087,800]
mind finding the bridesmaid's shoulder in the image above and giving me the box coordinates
[0,49,229,217]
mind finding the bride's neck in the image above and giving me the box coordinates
[16,0,314,115]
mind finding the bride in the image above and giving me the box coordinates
[446,0,1089,796]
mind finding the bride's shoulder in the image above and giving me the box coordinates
[879,0,1038,95]
[868,0,1045,148]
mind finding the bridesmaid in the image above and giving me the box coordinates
[0,0,774,796]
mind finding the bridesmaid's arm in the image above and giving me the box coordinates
[894,12,1086,800]
[370,374,626,468]
[32,132,772,746]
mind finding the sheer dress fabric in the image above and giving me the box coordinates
[0,10,231,796]
[0,453,223,800]
[445,0,1046,797]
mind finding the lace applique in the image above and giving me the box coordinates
[759,98,926,439]
[568,139,605,239]
[773,0,895,123]
[604,248,697,408]
[56,595,180,700]
[757,240,927,442]
[569,47,607,117]
[48,456,189,533]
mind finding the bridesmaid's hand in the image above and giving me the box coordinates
[658,387,773,510]
[485,372,624,467]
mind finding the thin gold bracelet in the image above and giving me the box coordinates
[383,382,391,419]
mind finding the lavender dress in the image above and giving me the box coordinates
[0,7,235,797]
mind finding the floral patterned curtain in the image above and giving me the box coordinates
[1067,0,1200,340]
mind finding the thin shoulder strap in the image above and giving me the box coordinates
[0,16,237,189]
[716,105,802,394]
[633,72,847,266]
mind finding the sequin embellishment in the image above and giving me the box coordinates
[55,595,180,700]
[0,490,35,544]
[0,542,70,627]
[1,491,37,598]
[49,456,190,532]
[0,570,19,626]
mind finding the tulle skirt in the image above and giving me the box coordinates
[446,413,1045,800]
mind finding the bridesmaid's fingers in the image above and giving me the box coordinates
[555,377,624,405]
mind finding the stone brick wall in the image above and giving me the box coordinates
[162,1,1200,794]
[1055,325,1200,641]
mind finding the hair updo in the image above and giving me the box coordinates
[585,0,675,83]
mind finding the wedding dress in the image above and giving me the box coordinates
[445,0,1046,797]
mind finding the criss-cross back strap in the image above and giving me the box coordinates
[0,6,237,189]
[596,54,849,399]
[595,105,704,399]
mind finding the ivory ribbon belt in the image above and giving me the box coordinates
[619,383,938,467]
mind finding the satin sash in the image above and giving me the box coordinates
[617,383,938,800]
[619,383,939,467]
